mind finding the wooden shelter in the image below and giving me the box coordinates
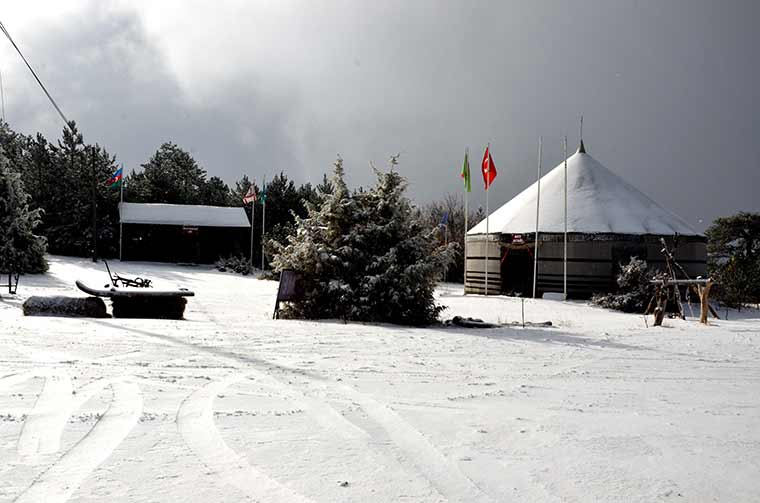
[118,203,250,264]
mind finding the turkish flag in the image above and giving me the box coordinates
[481,145,497,190]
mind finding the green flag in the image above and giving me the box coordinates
[460,150,471,192]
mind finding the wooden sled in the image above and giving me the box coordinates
[76,280,194,319]
[76,281,194,298]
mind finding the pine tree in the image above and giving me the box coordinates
[129,142,209,204]
[0,147,47,274]
[271,156,455,325]
[706,212,760,306]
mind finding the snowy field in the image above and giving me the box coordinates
[0,256,758,502]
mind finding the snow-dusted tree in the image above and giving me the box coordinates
[0,148,47,274]
[592,257,655,313]
[271,156,455,325]
[705,212,760,306]
[425,193,486,282]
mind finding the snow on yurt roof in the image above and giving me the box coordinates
[119,202,250,228]
[468,144,700,236]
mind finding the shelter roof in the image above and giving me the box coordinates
[119,202,250,228]
[468,146,700,236]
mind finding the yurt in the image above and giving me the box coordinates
[465,141,707,297]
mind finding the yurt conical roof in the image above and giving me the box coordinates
[468,145,700,237]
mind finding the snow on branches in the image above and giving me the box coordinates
[271,157,455,325]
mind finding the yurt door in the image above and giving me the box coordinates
[502,247,533,296]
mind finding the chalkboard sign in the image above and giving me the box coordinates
[273,270,305,319]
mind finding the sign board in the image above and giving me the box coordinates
[182,226,199,235]
[512,234,524,244]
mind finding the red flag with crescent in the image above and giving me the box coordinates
[481,145,497,190]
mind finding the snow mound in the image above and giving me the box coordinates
[22,296,108,318]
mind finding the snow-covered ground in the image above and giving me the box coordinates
[1,256,758,502]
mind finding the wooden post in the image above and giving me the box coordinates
[698,279,714,324]
[653,287,666,326]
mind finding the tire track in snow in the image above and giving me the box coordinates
[14,381,143,503]
[0,370,73,459]
[332,382,496,503]
[94,323,494,501]
[17,371,73,458]
[253,372,369,442]
[178,369,493,502]
[176,373,315,503]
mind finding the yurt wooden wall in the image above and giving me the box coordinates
[532,234,707,297]
[466,233,707,297]
[464,234,502,295]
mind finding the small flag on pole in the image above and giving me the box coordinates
[107,166,123,188]
[260,180,267,203]
[243,185,257,204]
[439,211,449,228]
[481,146,496,190]
[460,150,471,193]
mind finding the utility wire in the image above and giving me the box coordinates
[0,69,5,122]
[0,19,70,127]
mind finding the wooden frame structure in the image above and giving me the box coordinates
[648,278,716,326]
[646,237,718,326]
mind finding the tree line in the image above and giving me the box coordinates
[0,120,332,261]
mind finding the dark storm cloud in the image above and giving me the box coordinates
[2,2,300,182]
[2,0,759,230]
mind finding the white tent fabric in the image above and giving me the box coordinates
[468,149,700,236]
[119,203,250,228]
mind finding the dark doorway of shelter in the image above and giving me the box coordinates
[180,227,201,264]
[502,247,533,296]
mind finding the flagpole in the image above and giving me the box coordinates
[533,137,542,299]
[90,146,97,262]
[444,221,448,283]
[261,179,266,271]
[261,199,266,271]
[251,198,256,268]
[563,136,568,300]
[485,144,490,297]
[463,148,469,295]
[119,163,124,261]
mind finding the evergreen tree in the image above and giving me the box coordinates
[40,123,120,257]
[201,176,233,206]
[25,133,55,204]
[272,156,455,325]
[0,148,47,274]
[129,143,209,204]
[705,212,760,306]
[315,173,334,196]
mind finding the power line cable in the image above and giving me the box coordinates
[0,69,5,121]
[0,19,70,127]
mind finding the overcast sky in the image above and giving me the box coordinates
[2,0,758,230]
